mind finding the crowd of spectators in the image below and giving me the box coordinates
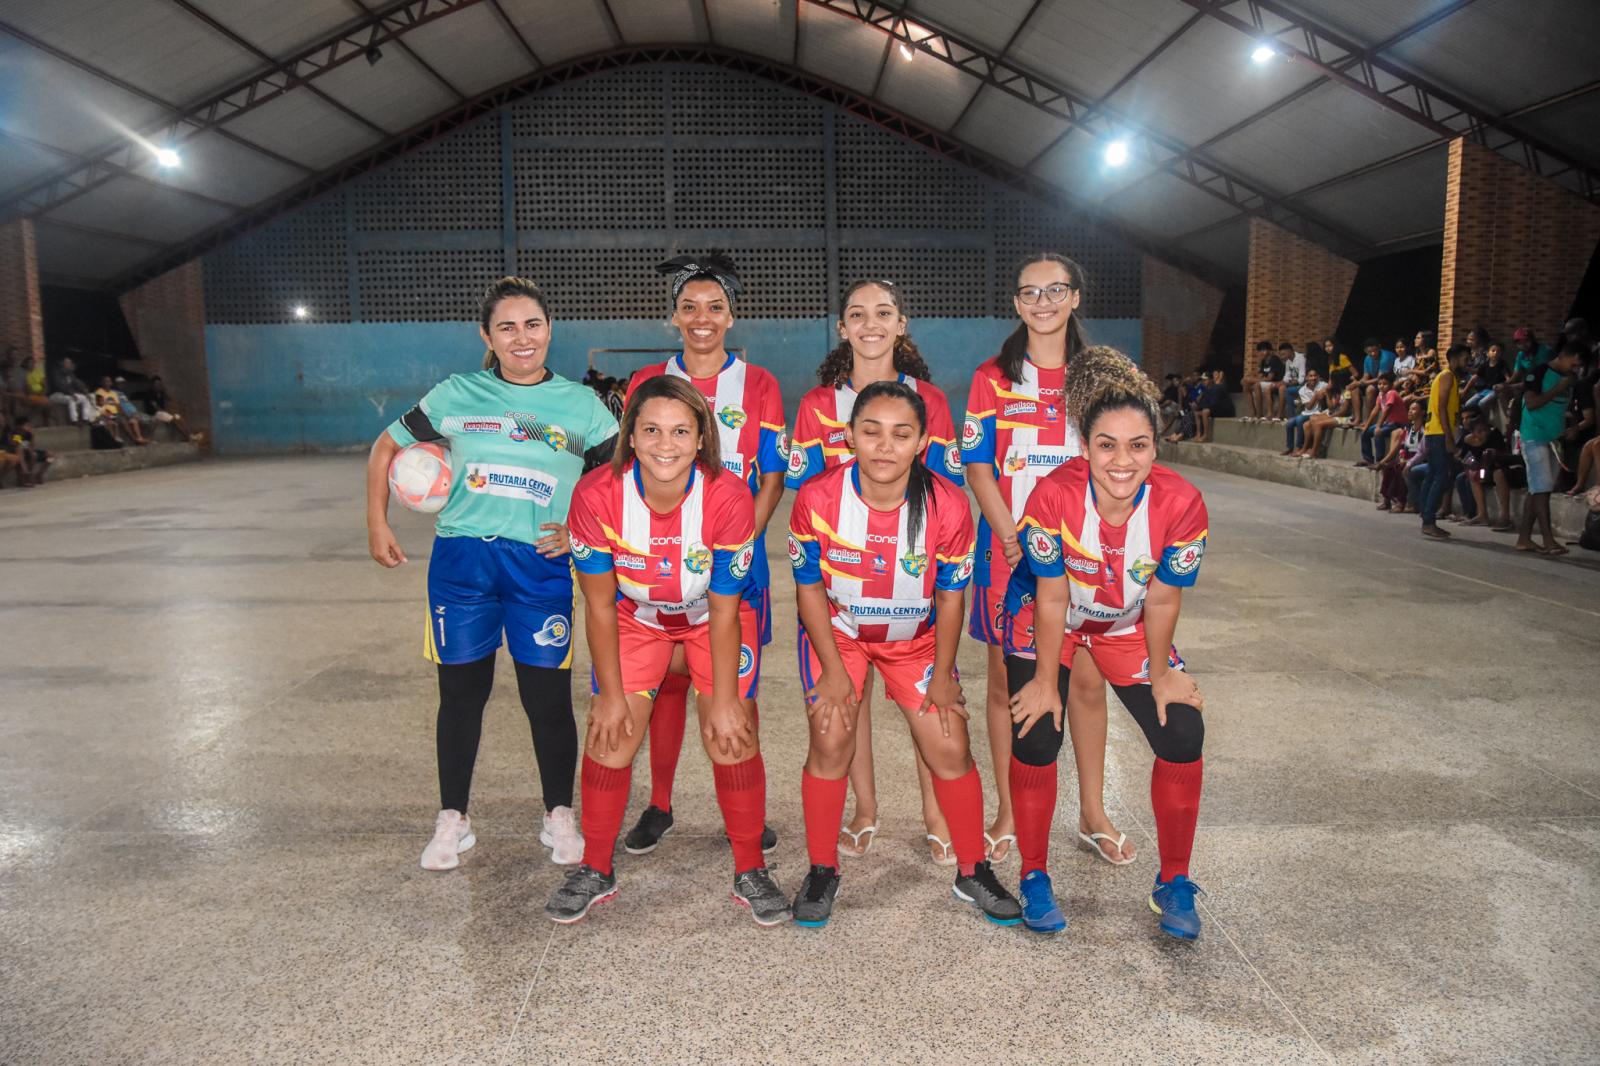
[0,347,204,489]
[581,367,628,421]
[1161,319,1600,554]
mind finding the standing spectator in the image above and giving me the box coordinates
[1516,342,1580,554]
[1378,400,1427,512]
[1248,340,1281,419]
[1273,342,1305,420]
[1281,368,1327,454]
[1420,344,1468,540]
[48,357,96,424]
[143,375,199,441]
[1558,339,1596,484]
[1357,372,1406,467]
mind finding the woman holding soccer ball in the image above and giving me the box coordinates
[365,277,619,872]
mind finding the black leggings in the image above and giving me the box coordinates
[1005,655,1203,766]
[436,652,577,814]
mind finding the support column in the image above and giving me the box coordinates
[1439,137,1600,347]
[119,262,211,433]
[1140,255,1223,382]
[1243,218,1357,351]
[0,219,46,365]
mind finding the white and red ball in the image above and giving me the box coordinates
[388,442,452,514]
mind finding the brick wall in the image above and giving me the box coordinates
[1243,218,1358,376]
[119,261,210,431]
[1439,137,1600,348]
[0,219,46,365]
[1140,254,1224,385]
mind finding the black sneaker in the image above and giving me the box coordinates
[952,861,1023,926]
[762,823,778,854]
[623,804,674,855]
[544,864,617,924]
[792,865,841,927]
[732,866,791,927]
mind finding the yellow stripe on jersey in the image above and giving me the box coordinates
[1059,524,1100,562]
[816,411,848,429]
[600,521,649,557]
[818,558,857,581]
[617,573,653,594]
[810,513,864,552]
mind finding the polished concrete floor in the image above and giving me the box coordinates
[2,456,1598,1065]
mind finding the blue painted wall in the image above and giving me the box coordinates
[207,317,1141,453]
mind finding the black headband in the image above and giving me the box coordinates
[657,253,743,307]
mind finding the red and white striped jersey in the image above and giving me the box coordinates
[627,353,787,492]
[568,461,756,630]
[788,464,975,642]
[786,375,964,489]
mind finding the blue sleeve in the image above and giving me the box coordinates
[758,423,786,480]
[785,442,825,491]
[789,533,822,585]
[927,440,966,487]
[1156,540,1205,587]
[571,546,614,575]
[710,542,753,596]
[935,550,974,591]
[960,413,996,468]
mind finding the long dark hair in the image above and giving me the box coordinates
[479,277,550,370]
[997,252,1090,384]
[816,280,932,387]
[612,375,722,480]
[850,379,934,550]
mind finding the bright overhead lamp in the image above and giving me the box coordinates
[293,305,309,320]
[1104,139,1130,167]
[154,147,181,168]
[1251,43,1277,64]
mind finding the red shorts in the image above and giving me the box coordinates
[1005,620,1185,688]
[596,607,762,701]
[798,624,954,710]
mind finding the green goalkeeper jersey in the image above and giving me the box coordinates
[387,368,619,544]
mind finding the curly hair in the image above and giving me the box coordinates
[815,280,932,386]
[1064,345,1163,438]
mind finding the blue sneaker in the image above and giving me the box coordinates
[1019,869,1066,934]
[1149,874,1204,940]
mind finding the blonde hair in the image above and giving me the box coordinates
[1064,345,1163,438]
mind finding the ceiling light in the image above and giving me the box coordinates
[1251,43,1277,64]
[1104,139,1130,167]
[293,305,309,320]
[898,41,914,61]
[154,148,181,168]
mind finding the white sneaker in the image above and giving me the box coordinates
[540,806,584,865]
[420,809,475,871]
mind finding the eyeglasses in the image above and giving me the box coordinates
[1015,283,1077,305]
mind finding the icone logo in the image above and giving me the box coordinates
[865,532,897,544]
[650,535,683,545]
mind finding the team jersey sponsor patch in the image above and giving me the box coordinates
[961,416,983,449]
[1026,527,1061,565]
[954,552,974,583]
[718,405,747,430]
[944,445,964,476]
[1066,556,1100,576]
[787,533,806,569]
[777,431,790,459]
[730,541,755,579]
[1168,537,1205,576]
[441,416,506,434]
[684,544,711,574]
[900,553,928,577]
[915,664,935,694]
[569,536,593,561]
[738,644,756,677]
[787,444,807,477]
[1128,557,1157,586]
[463,463,558,504]
[532,615,570,647]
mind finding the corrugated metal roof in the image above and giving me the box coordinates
[3,0,1595,288]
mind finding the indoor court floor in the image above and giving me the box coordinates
[2,456,1598,1065]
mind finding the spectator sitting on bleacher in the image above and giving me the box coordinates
[1247,340,1282,420]
[1159,373,1182,438]
[11,353,52,424]
[95,376,149,445]
[143,375,199,442]
[48,357,97,425]
[1558,338,1596,482]
[1462,342,1510,421]
[1378,400,1427,513]
[1326,345,1356,398]
[1295,378,1353,458]
[1412,331,1440,383]
[1281,368,1327,454]
[1390,335,1417,387]
[1356,372,1406,468]
[1451,407,1516,530]
[1191,369,1233,442]
[1272,342,1305,421]
[1354,338,1395,422]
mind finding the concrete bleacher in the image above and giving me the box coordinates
[25,420,201,482]
[1165,417,1592,541]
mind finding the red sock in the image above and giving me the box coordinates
[647,673,691,812]
[713,755,767,873]
[1009,757,1058,877]
[1150,757,1203,881]
[801,769,848,869]
[929,764,986,875]
[580,756,631,876]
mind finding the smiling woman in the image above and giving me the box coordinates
[362,276,620,875]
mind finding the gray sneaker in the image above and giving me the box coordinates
[792,865,841,927]
[952,860,1023,925]
[545,864,617,924]
[732,866,791,927]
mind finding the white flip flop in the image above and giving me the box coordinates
[838,824,878,858]
[985,831,1016,863]
[1078,829,1136,866]
[926,834,957,867]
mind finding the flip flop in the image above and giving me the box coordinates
[926,834,957,867]
[837,824,877,858]
[984,831,1016,863]
[1539,544,1570,556]
[1078,830,1137,866]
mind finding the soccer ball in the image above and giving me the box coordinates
[388,442,452,514]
